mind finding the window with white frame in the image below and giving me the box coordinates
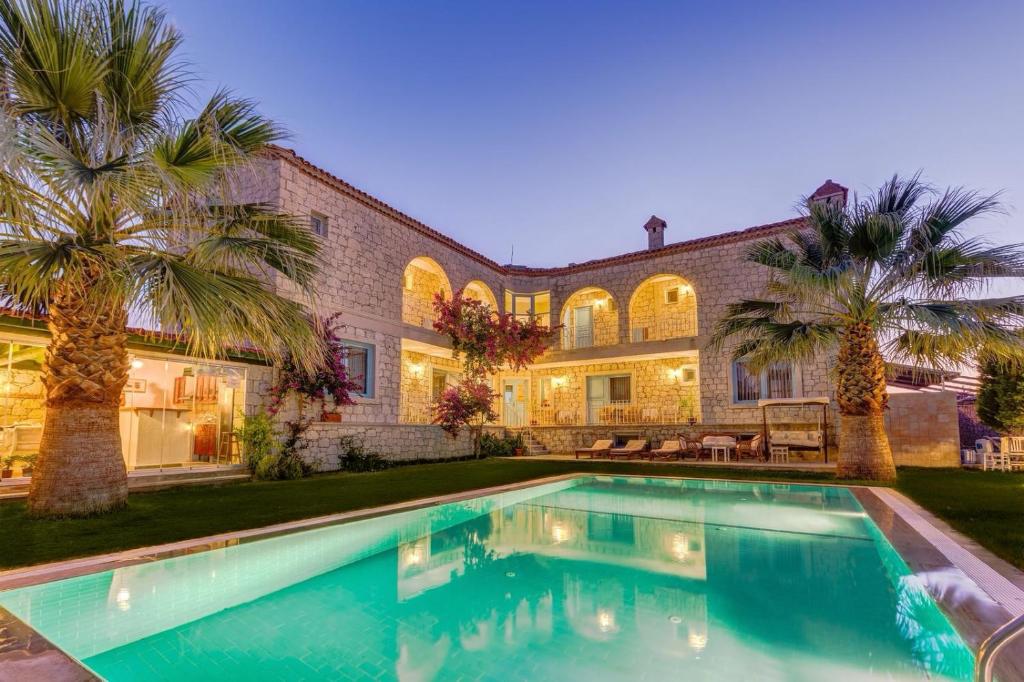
[310,212,328,238]
[340,341,373,398]
[503,290,551,327]
[431,368,460,402]
[732,360,796,403]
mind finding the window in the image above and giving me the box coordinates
[664,287,679,304]
[310,212,328,238]
[341,341,374,398]
[431,368,459,401]
[732,360,796,403]
[504,291,551,327]
[609,375,631,402]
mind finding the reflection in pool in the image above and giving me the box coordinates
[0,476,973,680]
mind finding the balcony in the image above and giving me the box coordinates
[629,316,697,343]
[559,325,617,351]
[530,401,691,427]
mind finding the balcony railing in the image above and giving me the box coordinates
[629,316,697,342]
[559,325,618,351]
[530,401,688,426]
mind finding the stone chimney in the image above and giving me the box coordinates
[644,215,667,250]
[809,179,849,208]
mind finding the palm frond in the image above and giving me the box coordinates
[911,186,1003,251]
[130,253,324,371]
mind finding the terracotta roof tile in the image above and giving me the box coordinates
[268,145,808,277]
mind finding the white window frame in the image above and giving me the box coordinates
[310,212,328,238]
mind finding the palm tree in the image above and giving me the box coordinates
[711,175,1024,480]
[0,0,324,516]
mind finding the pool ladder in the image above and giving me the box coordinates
[975,612,1024,681]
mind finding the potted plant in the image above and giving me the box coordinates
[18,454,37,477]
[1,455,14,479]
[510,433,526,456]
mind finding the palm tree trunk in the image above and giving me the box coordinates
[835,321,896,481]
[27,285,131,517]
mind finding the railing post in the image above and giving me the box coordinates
[975,612,1024,682]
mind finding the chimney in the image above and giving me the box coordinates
[809,179,849,208]
[644,215,667,250]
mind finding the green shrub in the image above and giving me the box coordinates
[236,412,279,472]
[337,436,389,472]
[254,454,279,480]
[478,432,524,457]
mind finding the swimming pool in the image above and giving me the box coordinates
[0,476,973,680]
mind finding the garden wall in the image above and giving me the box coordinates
[883,391,961,467]
[297,423,502,472]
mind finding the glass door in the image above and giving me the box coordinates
[586,376,607,424]
[574,305,594,349]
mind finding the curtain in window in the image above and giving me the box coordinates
[345,346,368,394]
[609,376,631,402]
[765,362,794,399]
[734,361,760,402]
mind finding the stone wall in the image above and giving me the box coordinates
[398,349,461,424]
[299,423,502,471]
[402,260,451,329]
[0,369,44,425]
[628,275,698,340]
[883,391,961,467]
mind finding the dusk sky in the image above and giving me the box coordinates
[163,0,1022,278]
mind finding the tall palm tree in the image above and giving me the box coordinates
[711,175,1024,480]
[0,0,324,516]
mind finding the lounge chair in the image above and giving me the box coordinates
[575,439,613,460]
[647,439,682,460]
[678,436,704,459]
[609,439,648,459]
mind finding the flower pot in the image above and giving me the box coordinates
[1,469,12,479]
[22,467,32,477]
[321,412,342,423]
[514,447,525,457]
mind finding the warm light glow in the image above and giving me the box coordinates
[668,367,682,380]
[678,283,693,295]
[551,376,568,389]
[401,541,426,568]
[551,522,569,543]
[671,532,690,561]
[688,632,707,651]
[130,359,144,370]
[407,362,425,377]
[597,609,615,633]
[116,587,131,611]
[594,297,607,309]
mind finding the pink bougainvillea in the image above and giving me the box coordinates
[431,290,554,456]
[268,312,361,417]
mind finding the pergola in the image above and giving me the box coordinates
[758,397,830,462]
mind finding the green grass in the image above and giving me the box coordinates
[0,459,1021,571]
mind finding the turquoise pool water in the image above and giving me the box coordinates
[0,476,973,680]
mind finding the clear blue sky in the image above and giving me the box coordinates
[163,0,1022,277]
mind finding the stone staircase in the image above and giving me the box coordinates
[521,431,548,456]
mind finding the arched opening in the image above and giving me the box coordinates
[559,287,618,350]
[402,256,452,329]
[628,274,697,342]
[463,280,498,311]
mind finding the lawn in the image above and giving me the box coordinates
[0,459,1021,571]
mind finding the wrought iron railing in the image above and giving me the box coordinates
[530,401,687,426]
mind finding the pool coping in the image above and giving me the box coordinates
[2,471,1023,680]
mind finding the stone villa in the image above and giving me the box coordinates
[0,148,961,478]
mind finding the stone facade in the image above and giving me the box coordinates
[241,148,961,469]
[300,423,500,471]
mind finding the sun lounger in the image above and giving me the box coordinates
[647,439,682,460]
[609,439,648,459]
[575,439,613,460]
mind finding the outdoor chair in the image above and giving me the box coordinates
[609,439,648,459]
[736,434,765,461]
[575,439,613,460]
[647,439,682,460]
[677,436,704,459]
[1001,437,1024,471]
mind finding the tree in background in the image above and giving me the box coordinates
[712,175,1024,481]
[432,291,553,456]
[0,0,323,515]
[977,354,1024,435]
